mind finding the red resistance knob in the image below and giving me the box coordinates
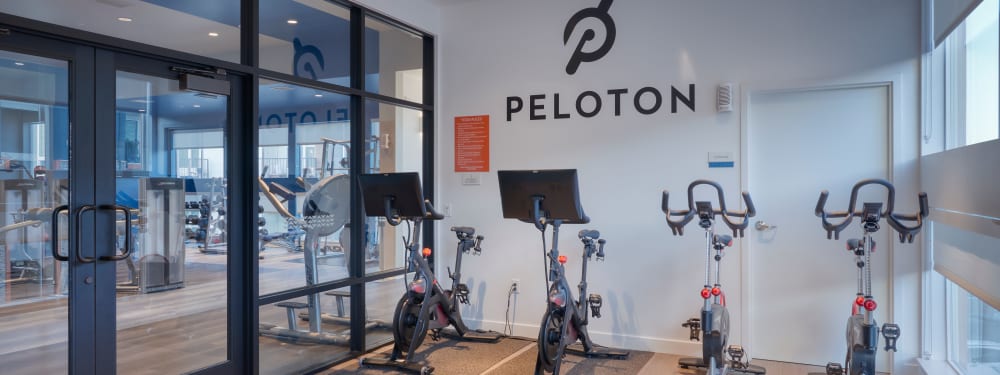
[864,299,877,312]
[855,296,865,306]
[558,255,567,264]
[711,287,721,296]
[422,247,432,257]
[700,288,711,299]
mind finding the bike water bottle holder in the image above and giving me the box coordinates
[588,293,603,318]
[825,362,844,375]
[682,318,702,341]
[882,323,900,352]
[454,283,470,305]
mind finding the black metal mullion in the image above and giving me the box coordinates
[257,268,406,305]
[68,40,98,375]
[92,48,118,375]
[348,4,367,354]
[421,35,435,265]
[238,0,258,372]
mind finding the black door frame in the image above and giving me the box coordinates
[93,50,249,374]
[0,28,100,374]
[0,1,436,371]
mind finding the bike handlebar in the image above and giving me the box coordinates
[814,179,928,242]
[661,180,756,237]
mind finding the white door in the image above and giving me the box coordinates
[745,84,892,372]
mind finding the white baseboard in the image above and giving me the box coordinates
[467,318,703,358]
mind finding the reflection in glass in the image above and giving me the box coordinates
[258,297,354,374]
[0,49,70,374]
[948,280,1000,372]
[257,80,353,297]
[114,71,228,373]
[365,100,422,274]
[259,1,351,86]
[0,0,241,63]
[365,16,424,103]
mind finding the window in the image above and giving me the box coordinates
[943,0,999,149]
[947,280,1000,374]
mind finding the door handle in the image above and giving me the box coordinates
[51,205,70,261]
[755,221,778,231]
[74,205,97,263]
[100,205,133,261]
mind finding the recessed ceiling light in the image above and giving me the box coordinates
[193,104,201,108]
[138,109,145,112]
[314,93,323,98]
[130,99,152,104]
[287,19,298,25]
[208,32,219,37]
[14,62,24,66]
[117,17,133,22]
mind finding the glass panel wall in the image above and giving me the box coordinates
[948,280,1000,373]
[258,80,352,295]
[365,100,423,275]
[0,49,70,375]
[0,1,241,63]
[114,70,229,373]
[259,0,351,86]
[364,16,424,103]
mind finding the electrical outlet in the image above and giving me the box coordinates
[511,279,519,293]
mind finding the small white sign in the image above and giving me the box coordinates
[461,173,482,185]
[708,152,734,168]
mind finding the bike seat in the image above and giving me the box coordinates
[578,229,600,239]
[451,226,475,236]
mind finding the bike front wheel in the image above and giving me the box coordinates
[536,308,565,373]
[393,294,426,354]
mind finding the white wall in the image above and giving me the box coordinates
[360,0,924,372]
[422,0,923,373]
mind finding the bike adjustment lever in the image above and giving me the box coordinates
[682,318,701,341]
[882,323,900,352]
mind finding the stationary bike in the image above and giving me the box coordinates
[811,179,927,375]
[358,172,501,374]
[662,180,765,375]
[497,169,629,375]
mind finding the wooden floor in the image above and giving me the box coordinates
[0,243,402,375]
[0,244,888,375]
[330,337,886,375]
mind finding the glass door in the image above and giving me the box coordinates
[0,31,92,375]
[103,53,233,374]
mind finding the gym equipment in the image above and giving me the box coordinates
[0,179,52,301]
[810,179,927,375]
[662,179,765,375]
[359,172,501,374]
[498,169,628,375]
[257,167,355,345]
[115,177,186,293]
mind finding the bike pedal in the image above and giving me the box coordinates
[825,362,844,375]
[727,345,746,369]
[882,323,900,352]
[588,294,603,318]
[681,318,701,341]
[455,283,471,305]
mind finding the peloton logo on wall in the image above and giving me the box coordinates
[564,0,616,75]
[504,0,696,122]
